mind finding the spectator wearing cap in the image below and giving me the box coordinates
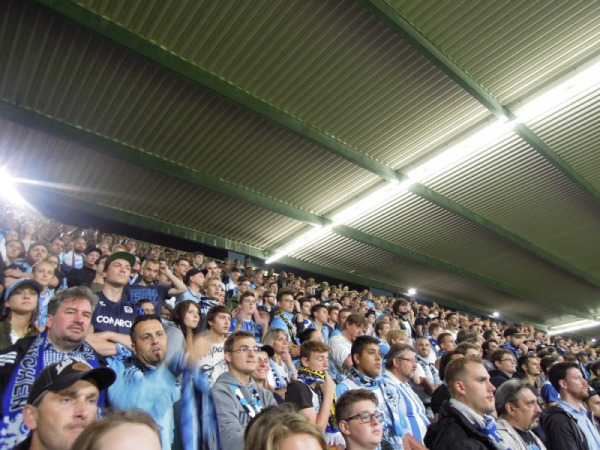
[0,278,42,350]
[577,351,591,381]
[66,246,102,288]
[495,379,546,450]
[502,327,527,358]
[87,252,137,357]
[127,258,186,313]
[176,267,205,304]
[59,237,87,273]
[19,358,116,450]
[0,286,105,446]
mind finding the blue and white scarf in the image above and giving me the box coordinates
[1,331,101,448]
[347,366,406,438]
[269,360,287,389]
[449,399,511,450]
[231,383,263,419]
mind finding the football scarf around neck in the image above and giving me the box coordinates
[1,331,101,448]
[275,309,297,341]
[269,360,287,390]
[230,383,263,419]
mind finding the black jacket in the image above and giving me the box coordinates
[542,405,591,450]
[488,369,511,389]
[424,402,497,450]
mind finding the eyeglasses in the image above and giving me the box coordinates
[397,357,417,364]
[343,411,383,424]
[280,299,295,304]
[230,346,260,354]
[500,358,517,364]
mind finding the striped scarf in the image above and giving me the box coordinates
[275,310,297,341]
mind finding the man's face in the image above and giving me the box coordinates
[562,367,589,400]
[300,302,312,316]
[209,312,231,336]
[46,298,93,347]
[303,351,329,372]
[132,319,167,367]
[84,251,100,267]
[314,307,329,324]
[33,262,54,287]
[508,335,522,347]
[126,240,136,252]
[50,239,64,255]
[238,280,251,294]
[396,350,418,380]
[339,311,351,329]
[24,380,99,450]
[329,309,339,323]
[28,244,48,264]
[340,400,382,448]
[497,353,517,376]
[415,339,431,358]
[524,358,541,376]
[355,344,382,378]
[279,294,295,313]
[189,271,205,287]
[420,306,429,316]
[487,341,499,354]
[73,238,86,254]
[347,323,365,342]
[448,315,459,326]
[139,302,155,315]
[240,295,257,315]
[205,261,218,276]
[456,362,496,416]
[175,260,190,277]
[193,254,204,266]
[263,294,276,306]
[440,336,456,352]
[142,262,160,284]
[104,258,132,286]
[509,389,541,431]
[205,279,221,299]
[226,337,258,375]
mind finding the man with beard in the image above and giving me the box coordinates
[127,258,186,312]
[495,379,546,449]
[108,315,180,449]
[66,247,102,288]
[60,237,87,273]
[543,362,600,450]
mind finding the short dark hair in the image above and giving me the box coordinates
[495,379,535,417]
[491,348,515,366]
[438,332,453,346]
[129,314,163,343]
[350,335,379,367]
[300,340,330,360]
[548,362,579,392]
[239,291,256,304]
[206,305,231,328]
[224,331,255,353]
[345,313,368,329]
[311,304,327,316]
[276,288,294,302]
[336,389,378,425]
[540,355,559,375]
[170,300,201,335]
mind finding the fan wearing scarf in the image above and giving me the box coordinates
[212,331,276,450]
[0,286,104,448]
[336,335,410,450]
[424,356,512,450]
[285,340,344,448]
[269,289,300,357]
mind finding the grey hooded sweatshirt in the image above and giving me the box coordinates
[211,371,276,450]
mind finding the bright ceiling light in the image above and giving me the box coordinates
[407,288,417,296]
[513,57,600,125]
[547,319,600,335]
[265,227,333,264]
[0,167,27,207]
[492,312,500,318]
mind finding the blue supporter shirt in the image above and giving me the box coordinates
[229,318,263,342]
[93,291,137,334]
[126,284,171,312]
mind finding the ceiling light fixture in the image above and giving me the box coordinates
[0,167,27,207]
[547,319,600,336]
[266,57,600,264]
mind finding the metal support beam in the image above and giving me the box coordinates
[333,225,596,321]
[359,0,600,215]
[22,187,267,259]
[34,0,600,291]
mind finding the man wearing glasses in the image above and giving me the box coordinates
[212,331,276,450]
[384,344,430,447]
[489,349,518,388]
[336,389,383,450]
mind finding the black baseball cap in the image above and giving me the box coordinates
[27,358,116,404]
[104,251,136,270]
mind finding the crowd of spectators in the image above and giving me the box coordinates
[1,205,600,450]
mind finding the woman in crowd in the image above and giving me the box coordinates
[262,328,298,398]
[165,300,201,364]
[0,278,41,350]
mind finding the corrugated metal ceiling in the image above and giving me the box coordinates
[1,0,600,334]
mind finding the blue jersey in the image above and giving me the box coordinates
[93,291,137,334]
